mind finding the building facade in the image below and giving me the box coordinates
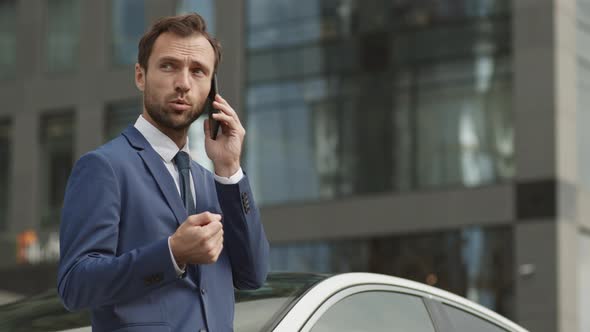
[0,0,586,331]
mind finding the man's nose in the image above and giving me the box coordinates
[174,69,191,93]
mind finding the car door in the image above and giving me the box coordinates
[299,285,440,332]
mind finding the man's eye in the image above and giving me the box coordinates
[161,63,174,70]
[192,68,204,75]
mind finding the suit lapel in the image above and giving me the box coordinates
[122,126,187,226]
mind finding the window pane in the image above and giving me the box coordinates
[247,103,320,204]
[410,59,513,188]
[270,225,514,319]
[176,0,215,35]
[111,0,145,66]
[105,99,141,141]
[443,304,509,332]
[39,112,74,230]
[0,0,16,79]
[0,119,11,231]
[46,0,81,73]
[311,291,436,332]
[246,107,292,204]
[246,0,514,204]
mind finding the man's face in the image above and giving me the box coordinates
[135,32,215,131]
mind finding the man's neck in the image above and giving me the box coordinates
[141,113,188,149]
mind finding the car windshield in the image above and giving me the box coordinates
[0,272,326,332]
[235,273,327,332]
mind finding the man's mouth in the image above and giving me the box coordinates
[169,99,192,111]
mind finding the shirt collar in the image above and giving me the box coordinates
[134,115,191,163]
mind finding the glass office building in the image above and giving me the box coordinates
[246,0,513,204]
[0,1,585,331]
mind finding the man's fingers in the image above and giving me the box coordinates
[212,100,241,125]
[206,227,223,249]
[215,94,228,106]
[197,220,223,241]
[206,230,224,260]
[212,112,245,137]
[202,223,223,262]
[211,112,236,128]
[213,99,236,115]
[204,220,223,235]
[187,212,221,226]
[210,95,245,138]
[203,117,211,137]
[211,235,224,259]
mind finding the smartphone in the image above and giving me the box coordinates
[207,74,221,140]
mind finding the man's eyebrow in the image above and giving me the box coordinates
[157,56,211,73]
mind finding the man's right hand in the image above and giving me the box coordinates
[169,212,224,267]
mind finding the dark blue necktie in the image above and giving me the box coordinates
[174,151,196,215]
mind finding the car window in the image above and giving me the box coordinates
[442,304,509,332]
[310,291,436,332]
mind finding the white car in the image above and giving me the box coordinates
[0,272,528,332]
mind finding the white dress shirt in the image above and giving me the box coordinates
[134,115,244,275]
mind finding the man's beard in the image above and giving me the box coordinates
[143,88,205,131]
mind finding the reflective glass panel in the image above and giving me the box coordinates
[246,0,513,205]
[176,0,215,35]
[270,225,514,318]
[0,0,16,79]
[0,119,11,231]
[311,291,436,332]
[111,0,145,66]
[46,0,81,73]
[104,99,141,141]
[39,112,74,230]
[443,304,509,332]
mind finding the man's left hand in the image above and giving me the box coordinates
[204,94,245,177]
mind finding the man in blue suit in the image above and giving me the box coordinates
[57,13,269,332]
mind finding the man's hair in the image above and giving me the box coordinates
[138,13,222,72]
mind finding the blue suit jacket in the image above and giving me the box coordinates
[57,126,270,332]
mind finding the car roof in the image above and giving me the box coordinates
[277,272,528,332]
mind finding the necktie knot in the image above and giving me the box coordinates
[174,151,191,170]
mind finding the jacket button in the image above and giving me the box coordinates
[200,288,206,295]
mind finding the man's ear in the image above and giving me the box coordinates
[135,63,145,92]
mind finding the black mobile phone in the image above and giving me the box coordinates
[208,74,221,140]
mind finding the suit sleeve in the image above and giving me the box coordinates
[216,175,270,289]
[57,152,179,311]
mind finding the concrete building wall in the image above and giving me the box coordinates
[510,0,580,330]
